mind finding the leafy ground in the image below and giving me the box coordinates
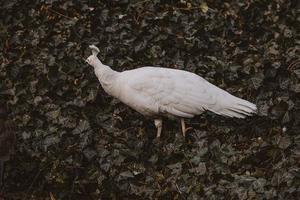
[0,0,299,199]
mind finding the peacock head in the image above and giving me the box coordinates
[86,45,101,67]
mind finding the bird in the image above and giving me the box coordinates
[86,45,257,138]
[0,106,16,188]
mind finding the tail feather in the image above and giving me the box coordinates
[228,107,252,117]
[218,96,257,118]
[223,109,246,118]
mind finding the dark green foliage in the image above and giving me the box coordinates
[0,0,299,199]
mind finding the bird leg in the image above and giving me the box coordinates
[154,119,162,138]
[181,118,186,137]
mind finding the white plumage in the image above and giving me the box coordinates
[86,45,257,137]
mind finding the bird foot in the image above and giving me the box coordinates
[154,119,162,138]
[181,119,193,137]
[153,137,162,145]
[181,127,193,137]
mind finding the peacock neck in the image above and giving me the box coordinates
[94,61,119,96]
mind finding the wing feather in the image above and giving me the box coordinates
[118,67,215,117]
